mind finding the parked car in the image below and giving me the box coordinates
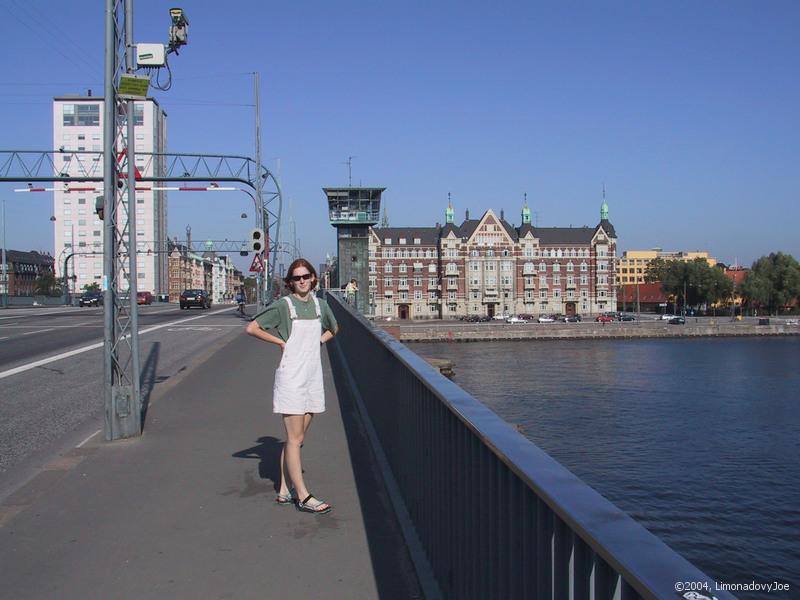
[537,315,555,323]
[561,314,582,322]
[79,291,104,307]
[618,313,636,322]
[492,313,510,321]
[137,291,154,305]
[668,316,686,325]
[506,316,528,324]
[180,289,211,310]
[595,314,614,323]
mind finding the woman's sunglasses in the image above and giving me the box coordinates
[290,273,313,282]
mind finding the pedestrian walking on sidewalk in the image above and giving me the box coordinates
[246,258,339,514]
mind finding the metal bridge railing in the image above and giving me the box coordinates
[325,291,736,600]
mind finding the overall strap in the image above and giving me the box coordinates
[311,295,321,318]
[284,296,298,320]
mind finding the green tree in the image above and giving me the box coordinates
[34,273,63,297]
[739,252,800,315]
[647,258,734,313]
[643,257,670,284]
[83,282,100,293]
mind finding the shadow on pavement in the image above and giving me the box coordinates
[140,341,161,429]
[232,435,285,493]
[327,345,425,600]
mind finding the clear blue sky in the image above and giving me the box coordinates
[1,0,798,271]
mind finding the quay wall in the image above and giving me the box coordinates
[380,321,800,343]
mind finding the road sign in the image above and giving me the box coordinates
[249,253,264,273]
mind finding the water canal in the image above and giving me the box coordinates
[411,337,800,599]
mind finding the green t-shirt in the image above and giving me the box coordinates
[253,295,339,342]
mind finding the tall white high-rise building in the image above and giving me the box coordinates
[52,95,168,296]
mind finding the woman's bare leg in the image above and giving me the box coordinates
[278,413,314,496]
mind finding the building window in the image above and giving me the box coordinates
[414,238,421,245]
[553,275,560,285]
[539,276,547,286]
[399,263,407,273]
[384,238,392,245]
[414,290,422,300]
[63,103,100,127]
[580,262,588,272]
[539,262,546,272]
[553,263,561,272]
[384,263,392,273]
[428,277,437,287]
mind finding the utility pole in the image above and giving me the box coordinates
[253,71,267,309]
[1,198,6,309]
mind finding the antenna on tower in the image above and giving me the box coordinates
[342,156,356,187]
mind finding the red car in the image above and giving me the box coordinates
[595,314,614,323]
[137,291,154,305]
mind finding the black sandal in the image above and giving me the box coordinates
[297,494,332,514]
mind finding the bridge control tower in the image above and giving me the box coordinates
[324,187,384,314]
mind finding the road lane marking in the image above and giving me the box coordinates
[22,328,55,336]
[76,429,103,448]
[0,307,236,380]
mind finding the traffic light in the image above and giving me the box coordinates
[249,228,264,253]
[95,196,104,220]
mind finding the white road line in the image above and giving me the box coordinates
[76,429,103,448]
[0,324,103,329]
[23,328,55,336]
[0,337,8,341]
[0,307,235,380]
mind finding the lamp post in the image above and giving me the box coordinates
[1,198,7,308]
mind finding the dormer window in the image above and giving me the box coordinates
[384,238,392,245]
[413,238,421,245]
[399,238,407,245]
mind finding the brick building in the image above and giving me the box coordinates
[0,250,56,296]
[368,201,617,319]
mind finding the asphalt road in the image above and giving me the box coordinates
[0,303,257,499]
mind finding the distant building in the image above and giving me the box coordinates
[368,200,617,319]
[167,239,241,303]
[618,249,717,285]
[52,95,168,296]
[0,250,56,296]
[616,282,668,313]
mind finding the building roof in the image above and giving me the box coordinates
[4,250,55,266]
[372,226,440,245]
[617,282,667,303]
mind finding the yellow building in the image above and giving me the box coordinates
[618,249,717,284]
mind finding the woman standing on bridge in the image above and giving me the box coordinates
[245,258,338,514]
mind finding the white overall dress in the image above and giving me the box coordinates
[272,295,326,415]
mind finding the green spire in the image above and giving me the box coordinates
[600,185,609,220]
[522,192,531,224]
[205,239,214,250]
[446,192,454,224]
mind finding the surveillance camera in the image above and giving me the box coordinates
[169,8,188,27]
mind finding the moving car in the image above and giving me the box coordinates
[595,314,614,323]
[180,289,211,310]
[618,314,636,322]
[561,314,582,322]
[506,316,528,324]
[668,316,686,325]
[660,314,676,321]
[137,291,154,305]
[537,315,555,323]
[492,313,510,321]
[79,291,103,307]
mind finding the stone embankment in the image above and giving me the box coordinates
[378,320,800,343]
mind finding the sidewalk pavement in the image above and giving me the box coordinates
[0,329,422,600]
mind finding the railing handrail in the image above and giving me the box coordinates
[327,291,736,600]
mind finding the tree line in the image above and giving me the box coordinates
[644,252,800,315]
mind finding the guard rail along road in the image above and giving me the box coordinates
[325,291,738,600]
